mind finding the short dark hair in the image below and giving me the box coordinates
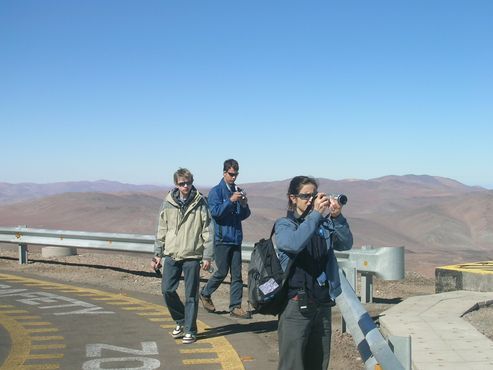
[287,176,318,211]
[223,159,239,172]
[173,168,194,184]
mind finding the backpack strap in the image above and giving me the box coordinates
[272,221,295,283]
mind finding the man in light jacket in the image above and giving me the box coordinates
[151,168,213,344]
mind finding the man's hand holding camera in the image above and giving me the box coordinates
[150,256,162,277]
[230,188,248,207]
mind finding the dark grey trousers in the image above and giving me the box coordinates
[201,243,243,311]
[277,299,332,370]
[162,257,200,335]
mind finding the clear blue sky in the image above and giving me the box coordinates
[1,1,492,188]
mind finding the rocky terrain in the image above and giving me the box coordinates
[2,175,493,278]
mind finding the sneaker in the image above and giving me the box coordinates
[171,325,184,339]
[200,294,216,313]
[230,307,252,319]
[182,333,196,344]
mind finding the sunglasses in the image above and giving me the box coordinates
[226,172,239,177]
[177,181,193,187]
[296,192,317,200]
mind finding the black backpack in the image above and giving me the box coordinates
[247,226,293,316]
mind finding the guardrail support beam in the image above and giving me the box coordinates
[361,272,374,303]
[18,243,28,264]
[388,335,412,370]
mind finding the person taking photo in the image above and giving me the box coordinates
[275,175,353,370]
[200,158,251,319]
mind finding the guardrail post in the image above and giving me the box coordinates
[339,261,357,333]
[388,336,412,370]
[361,272,373,303]
[16,225,28,264]
[18,243,28,264]
[336,269,405,370]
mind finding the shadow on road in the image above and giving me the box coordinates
[1,255,163,278]
[198,319,278,340]
[0,255,245,286]
[371,297,403,304]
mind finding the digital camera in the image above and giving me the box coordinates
[331,194,348,205]
[313,193,348,205]
[236,186,246,200]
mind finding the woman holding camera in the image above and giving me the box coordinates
[275,176,353,370]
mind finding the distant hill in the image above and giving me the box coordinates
[0,180,168,205]
[0,175,492,277]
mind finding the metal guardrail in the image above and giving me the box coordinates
[0,226,155,252]
[245,241,405,303]
[337,245,405,303]
[336,268,409,370]
[1,227,405,303]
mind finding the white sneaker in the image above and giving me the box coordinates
[171,325,184,339]
[182,333,196,344]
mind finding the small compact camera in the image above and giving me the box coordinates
[312,193,347,205]
[200,261,215,273]
[236,186,246,200]
[331,194,348,205]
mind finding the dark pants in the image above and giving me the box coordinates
[201,243,243,311]
[277,299,332,370]
[162,257,200,335]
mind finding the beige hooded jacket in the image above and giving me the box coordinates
[154,187,213,261]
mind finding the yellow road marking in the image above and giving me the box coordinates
[438,261,493,275]
[148,317,170,322]
[183,358,222,365]
[27,354,64,360]
[31,344,66,350]
[11,316,42,320]
[0,272,246,370]
[121,305,164,311]
[0,311,32,370]
[26,328,59,333]
[31,336,65,342]
[89,297,134,302]
[22,322,51,326]
[180,348,218,354]
[0,310,29,314]
[137,311,168,316]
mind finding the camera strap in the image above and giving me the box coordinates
[299,196,315,219]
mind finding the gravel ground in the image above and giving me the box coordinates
[1,245,491,369]
[463,305,493,340]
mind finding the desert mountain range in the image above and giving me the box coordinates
[1,175,492,277]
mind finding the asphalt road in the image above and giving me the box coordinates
[0,271,278,370]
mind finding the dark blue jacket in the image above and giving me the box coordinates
[275,210,353,299]
[208,178,251,245]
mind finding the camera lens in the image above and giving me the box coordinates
[337,194,348,205]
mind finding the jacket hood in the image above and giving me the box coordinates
[166,186,202,208]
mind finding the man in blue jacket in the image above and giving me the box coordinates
[200,159,252,318]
